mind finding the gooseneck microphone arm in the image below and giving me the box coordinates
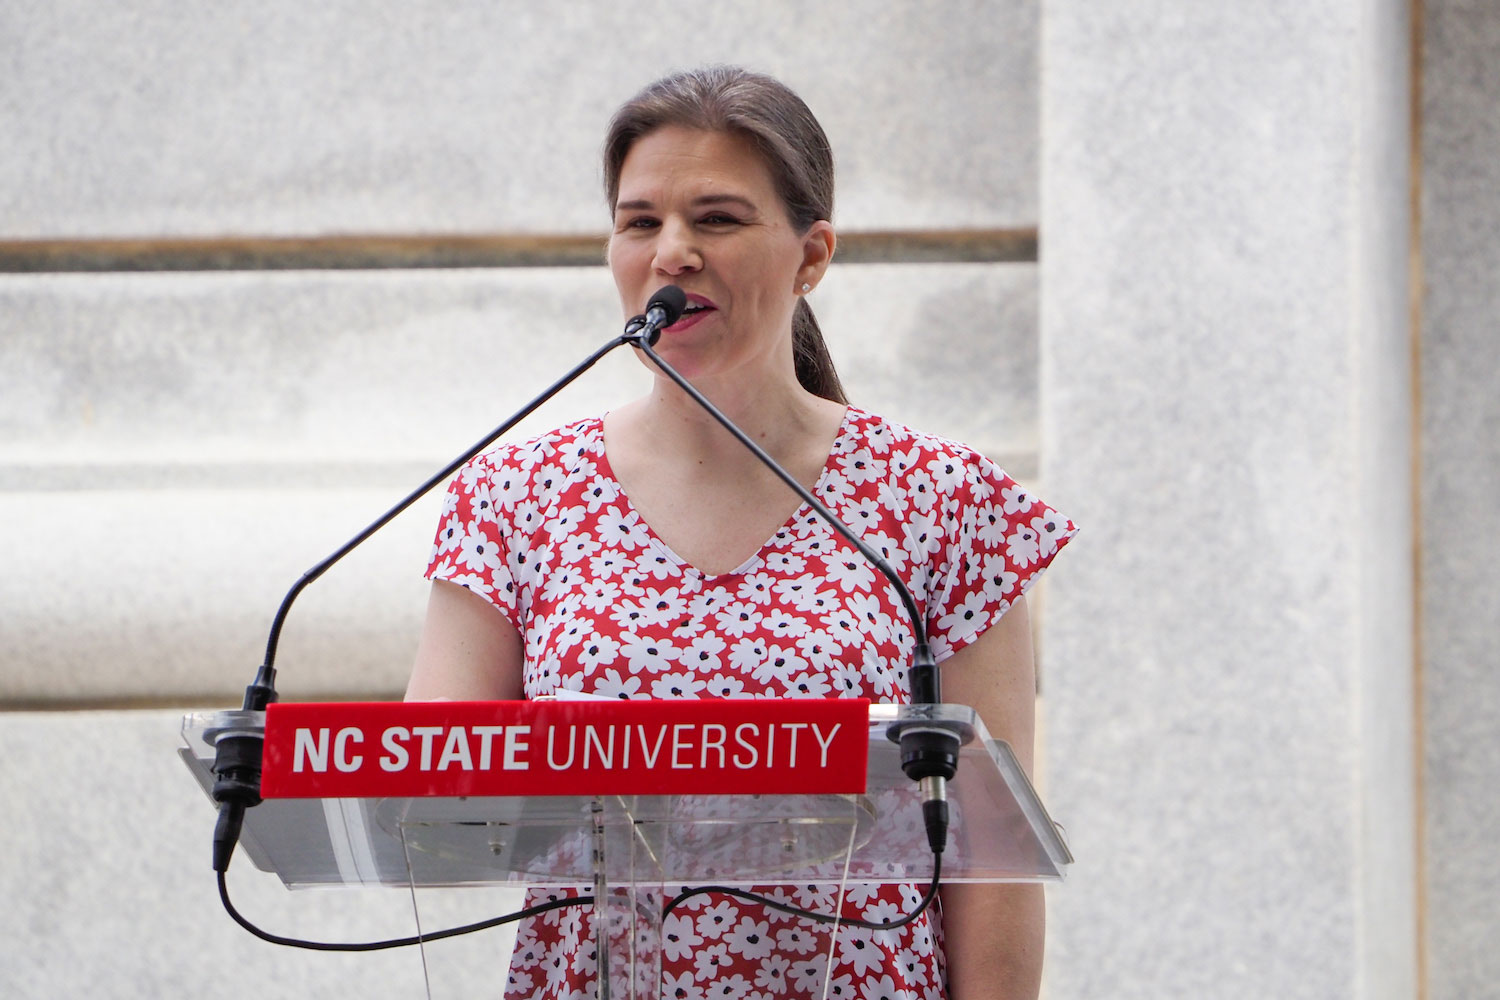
[626,334,935,685]
[624,286,961,856]
[213,329,657,874]
[211,289,692,874]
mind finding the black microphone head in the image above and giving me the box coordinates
[647,285,688,327]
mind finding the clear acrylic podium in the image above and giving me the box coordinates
[182,702,1071,999]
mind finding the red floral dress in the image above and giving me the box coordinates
[427,406,1075,1000]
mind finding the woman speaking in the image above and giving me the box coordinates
[406,65,1074,1000]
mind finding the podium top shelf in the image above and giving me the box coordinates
[181,701,1071,889]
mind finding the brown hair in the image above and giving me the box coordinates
[603,66,847,404]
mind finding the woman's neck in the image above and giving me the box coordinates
[611,375,846,483]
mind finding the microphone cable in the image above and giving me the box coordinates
[214,852,943,952]
[215,871,593,952]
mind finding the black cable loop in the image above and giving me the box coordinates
[216,871,593,952]
[217,854,943,951]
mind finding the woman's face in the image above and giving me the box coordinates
[609,125,831,387]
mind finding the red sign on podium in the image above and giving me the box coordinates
[261,699,871,799]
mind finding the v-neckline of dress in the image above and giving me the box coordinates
[593,406,856,582]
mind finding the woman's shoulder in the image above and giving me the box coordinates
[463,415,607,477]
[839,406,1004,483]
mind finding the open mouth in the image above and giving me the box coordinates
[666,295,717,329]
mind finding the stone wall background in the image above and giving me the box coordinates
[2,1,1496,998]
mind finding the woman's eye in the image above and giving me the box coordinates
[700,213,740,226]
[621,216,658,230]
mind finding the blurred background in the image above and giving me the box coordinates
[2,2,1494,997]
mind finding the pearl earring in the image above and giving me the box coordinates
[801,283,811,293]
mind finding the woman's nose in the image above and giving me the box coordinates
[652,218,702,275]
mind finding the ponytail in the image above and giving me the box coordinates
[792,298,847,404]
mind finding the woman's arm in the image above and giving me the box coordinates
[936,593,1044,1000]
[405,579,526,701]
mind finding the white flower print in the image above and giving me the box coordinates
[681,633,728,672]
[705,673,747,698]
[556,534,601,567]
[774,924,822,956]
[702,973,751,999]
[860,897,905,924]
[773,574,829,614]
[445,571,489,595]
[754,954,792,995]
[726,916,774,961]
[497,469,531,507]
[786,954,829,994]
[620,633,679,674]
[935,590,990,647]
[816,469,857,506]
[902,510,944,559]
[822,554,876,594]
[782,670,832,699]
[650,671,707,699]
[547,505,588,539]
[826,973,859,1000]
[540,566,579,605]
[543,939,573,991]
[726,637,769,675]
[577,579,620,614]
[863,530,909,573]
[838,448,885,486]
[694,901,738,940]
[661,970,703,1000]
[889,446,921,478]
[862,973,916,1000]
[458,457,493,492]
[435,513,465,554]
[830,659,864,698]
[632,549,679,581]
[587,551,626,582]
[836,932,887,977]
[1001,482,1034,514]
[841,883,884,909]
[591,668,641,700]
[761,550,806,575]
[844,495,884,533]
[1006,523,1041,566]
[511,437,554,472]
[794,631,842,670]
[980,552,1021,599]
[513,499,543,534]
[424,411,1075,1000]
[1031,510,1071,558]
[975,503,1010,547]
[925,455,965,493]
[903,468,938,514]
[763,611,811,642]
[636,587,689,629]
[581,473,622,513]
[662,913,705,962]
[715,600,764,638]
[596,505,650,551]
[735,572,778,603]
[456,523,503,573]
[747,650,804,689]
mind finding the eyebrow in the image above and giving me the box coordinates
[614,194,760,213]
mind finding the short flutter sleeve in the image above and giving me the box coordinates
[425,448,525,631]
[920,445,1076,661]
